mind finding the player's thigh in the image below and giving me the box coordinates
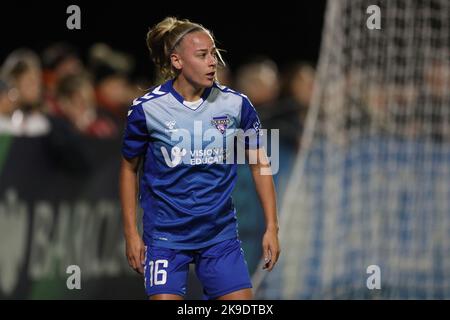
[145,245,192,298]
[195,238,253,300]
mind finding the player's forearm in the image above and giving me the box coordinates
[250,164,279,232]
[119,157,140,238]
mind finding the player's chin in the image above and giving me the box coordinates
[203,76,215,86]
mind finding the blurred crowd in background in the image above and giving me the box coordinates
[0,42,316,198]
[0,44,143,139]
[0,42,316,173]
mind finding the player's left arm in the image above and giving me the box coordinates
[247,147,280,272]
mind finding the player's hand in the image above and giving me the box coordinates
[262,227,280,272]
[125,233,145,274]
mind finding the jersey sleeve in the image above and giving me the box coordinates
[121,104,149,159]
[239,95,263,150]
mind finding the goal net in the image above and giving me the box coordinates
[254,0,450,299]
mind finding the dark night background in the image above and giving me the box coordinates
[1,1,327,79]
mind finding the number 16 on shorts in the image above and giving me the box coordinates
[146,259,168,287]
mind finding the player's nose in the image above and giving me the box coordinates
[208,54,217,67]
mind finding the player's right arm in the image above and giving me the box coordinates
[120,103,149,275]
[120,156,145,274]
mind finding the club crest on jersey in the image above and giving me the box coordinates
[211,116,230,134]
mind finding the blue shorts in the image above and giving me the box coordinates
[143,238,252,299]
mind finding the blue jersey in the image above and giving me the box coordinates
[122,79,262,250]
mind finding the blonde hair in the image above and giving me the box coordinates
[146,17,225,82]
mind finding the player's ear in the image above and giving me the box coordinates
[170,53,182,71]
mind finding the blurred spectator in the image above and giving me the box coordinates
[89,43,135,129]
[1,49,50,136]
[0,79,20,134]
[42,43,84,94]
[419,57,450,142]
[283,62,315,112]
[235,60,315,153]
[277,61,316,151]
[216,65,233,87]
[42,43,85,116]
[424,58,449,99]
[55,73,118,138]
[235,58,280,107]
[270,62,315,200]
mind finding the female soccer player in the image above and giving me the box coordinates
[119,17,280,300]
